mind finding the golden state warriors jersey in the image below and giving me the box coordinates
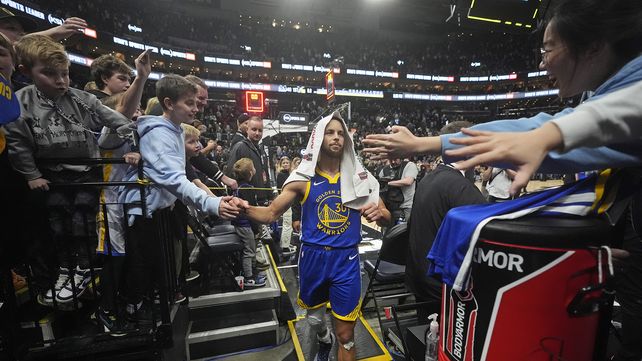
[300,170,362,247]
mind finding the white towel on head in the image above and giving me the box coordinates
[284,111,379,210]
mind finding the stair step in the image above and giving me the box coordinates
[188,283,281,309]
[190,308,276,333]
[189,297,275,321]
[187,309,279,360]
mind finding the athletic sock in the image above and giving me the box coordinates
[317,328,331,343]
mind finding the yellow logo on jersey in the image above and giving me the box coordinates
[315,191,351,235]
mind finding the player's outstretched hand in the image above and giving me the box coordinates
[361,202,383,223]
[229,196,250,210]
[362,126,419,160]
[218,196,241,219]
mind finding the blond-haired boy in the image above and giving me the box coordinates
[3,34,132,305]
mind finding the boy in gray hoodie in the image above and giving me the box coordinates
[4,34,133,305]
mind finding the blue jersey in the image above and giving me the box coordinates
[300,170,362,248]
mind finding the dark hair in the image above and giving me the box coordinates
[440,121,473,135]
[90,55,132,91]
[156,74,197,110]
[547,0,642,62]
[237,113,250,127]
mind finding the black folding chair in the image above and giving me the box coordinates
[361,223,413,332]
[186,214,244,293]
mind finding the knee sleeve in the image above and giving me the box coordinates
[307,307,326,329]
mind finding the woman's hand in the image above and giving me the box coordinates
[445,123,563,195]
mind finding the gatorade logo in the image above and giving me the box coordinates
[473,248,524,273]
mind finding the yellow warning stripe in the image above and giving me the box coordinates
[590,169,611,214]
[296,297,327,310]
[265,244,287,293]
[359,314,393,361]
[287,316,306,361]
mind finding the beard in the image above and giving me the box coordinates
[321,143,343,159]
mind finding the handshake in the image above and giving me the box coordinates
[217,196,251,220]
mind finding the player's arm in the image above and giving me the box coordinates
[245,181,306,223]
[361,198,392,227]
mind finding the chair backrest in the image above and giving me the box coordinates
[379,222,409,265]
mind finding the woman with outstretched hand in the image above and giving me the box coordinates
[363,0,642,195]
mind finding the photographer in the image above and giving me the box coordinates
[378,158,418,224]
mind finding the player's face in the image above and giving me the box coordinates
[321,119,345,158]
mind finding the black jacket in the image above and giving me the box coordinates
[227,137,271,203]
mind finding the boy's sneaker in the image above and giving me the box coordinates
[185,270,200,282]
[56,267,92,303]
[42,268,70,304]
[244,277,266,289]
[281,245,297,255]
[94,307,128,337]
[315,332,335,361]
[255,273,267,285]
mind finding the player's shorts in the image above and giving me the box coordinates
[297,243,361,321]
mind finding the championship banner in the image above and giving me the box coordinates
[0,74,20,125]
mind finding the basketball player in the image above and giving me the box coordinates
[242,116,390,361]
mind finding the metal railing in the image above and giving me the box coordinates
[0,158,180,360]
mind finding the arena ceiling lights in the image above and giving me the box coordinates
[466,0,541,29]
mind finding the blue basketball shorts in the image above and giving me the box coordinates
[297,244,362,321]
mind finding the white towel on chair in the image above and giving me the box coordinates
[284,111,379,210]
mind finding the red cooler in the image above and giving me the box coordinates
[439,216,613,361]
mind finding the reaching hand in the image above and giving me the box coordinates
[217,196,241,219]
[221,176,238,190]
[28,177,50,191]
[228,196,250,210]
[123,152,140,165]
[46,17,88,41]
[292,220,301,233]
[360,202,383,223]
[134,49,152,80]
[445,123,563,195]
[362,126,420,160]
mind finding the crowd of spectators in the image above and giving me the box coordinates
[38,0,541,77]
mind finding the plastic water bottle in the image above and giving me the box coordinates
[425,313,439,361]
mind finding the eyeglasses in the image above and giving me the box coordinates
[540,46,563,61]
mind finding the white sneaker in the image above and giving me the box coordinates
[43,268,69,304]
[56,267,92,303]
